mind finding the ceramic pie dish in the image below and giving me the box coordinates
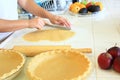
[0,49,25,80]
[27,49,92,80]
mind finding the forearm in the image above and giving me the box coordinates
[0,19,29,32]
[18,0,55,19]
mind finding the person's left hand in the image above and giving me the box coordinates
[49,15,71,29]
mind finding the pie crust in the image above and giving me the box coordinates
[23,29,75,42]
[27,49,92,80]
[0,49,25,80]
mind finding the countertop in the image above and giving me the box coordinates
[0,0,120,80]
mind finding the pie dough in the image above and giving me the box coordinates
[0,50,25,80]
[23,29,75,42]
[27,49,92,80]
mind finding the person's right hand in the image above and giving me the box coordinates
[28,17,45,29]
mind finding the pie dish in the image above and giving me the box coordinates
[27,49,92,80]
[0,49,25,80]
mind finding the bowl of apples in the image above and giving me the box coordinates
[69,1,103,16]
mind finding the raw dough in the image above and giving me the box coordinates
[27,50,92,80]
[23,29,75,42]
[0,51,22,77]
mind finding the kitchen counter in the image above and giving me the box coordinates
[0,0,120,80]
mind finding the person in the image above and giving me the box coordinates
[0,0,71,42]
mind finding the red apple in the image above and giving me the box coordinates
[98,52,113,69]
[113,56,120,73]
[107,46,120,59]
[86,2,94,8]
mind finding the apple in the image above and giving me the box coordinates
[81,0,87,5]
[86,2,94,8]
[113,56,120,73]
[98,52,113,69]
[107,46,120,59]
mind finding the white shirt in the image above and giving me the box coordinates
[0,0,18,42]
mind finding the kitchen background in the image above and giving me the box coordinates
[18,0,72,19]
[1,0,120,80]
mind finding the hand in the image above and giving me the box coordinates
[28,17,45,29]
[49,15,71,28]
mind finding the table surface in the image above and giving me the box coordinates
[0,0,120,80]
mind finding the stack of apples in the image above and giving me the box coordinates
[69,1,103,15]
[98,44,120,73]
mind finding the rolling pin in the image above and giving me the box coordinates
[12,45,92,57]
